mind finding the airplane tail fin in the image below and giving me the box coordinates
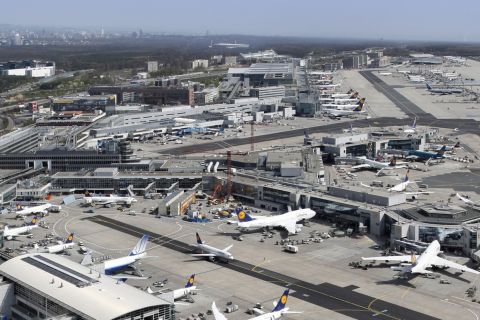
[65,233,74,244]
[29,216,39,226]
[353,104,363,112]
[437,145,447,156]
[404,169,410,182]
[129,235,149,256]
[4,225,8,231]
[412,117,417,129]
[357,98,365,106]
[196,232,204,244]
[81,251,93,266]
[272,289,290,312]
[426,83,432,90]
[236,208,254,222]
[389,158,396,167]
[127,185,135,197]
[185,274,195,288]
[454,142,460,148]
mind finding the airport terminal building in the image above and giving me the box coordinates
[0,253,173,320]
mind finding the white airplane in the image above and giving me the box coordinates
[379,72,392,76]
[158,274,199,300]
[2,217,39,240]
[362,240,480,278]
[191,233,234,262]
[212,289,301,320]
[322,98,366,110]
[15,203,54,216]
[235,207,316,234]
[388,170,414,192]
[426,83,463,95]
[352,157,406,175]
[81,234,153,279]
[209,40,249,49]
[325,103,366,117]
[84,193,137,207]
[430,142,460,152]
[456,193,479,207]
[33,233,75,254]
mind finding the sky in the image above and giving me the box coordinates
[3,0,479,42]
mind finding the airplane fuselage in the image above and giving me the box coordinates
[195,243,233,261]
[238,209,315,230]
[3,225,37,239]
[104,253,145,275]
[173,286,197,300]
[410,240,441,274]
[48,242,74,254]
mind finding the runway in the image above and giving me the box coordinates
[359,71,430,119]
[86,215,440,320]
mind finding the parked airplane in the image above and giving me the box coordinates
[235,207,316,234]
[430,142,460,151]
[212,289,300,320]
[426,83,463,95]
[191,233,234,262]
[456,193,479,207]
[325,103,365,118]
[15,203,55,216]
[171,274,199,300]
[81,234,152,279]
[2,217,39,240]
[388,170,413,192]
[403,117,417,134]
[352,157,406,175]
[84,193,137,207]
[33,233,75,254]
[322,98,365,110]
[406,146,446,161]
[362,240,480,278]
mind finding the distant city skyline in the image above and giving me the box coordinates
[2,0,480,42]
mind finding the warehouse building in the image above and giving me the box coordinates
[0,253,173,320]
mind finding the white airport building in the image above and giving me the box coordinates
[0,253,173,320]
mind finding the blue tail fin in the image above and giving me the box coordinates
[185,274,195,288]
[272,289,290,312]
[65,233,74,244]
[236,208,254,222]
[404,170,410,182]
[129,234,149,256]
[426,83,432,90]
[437,145,446,155]
[196,232,203,244]
[412,117,417,129]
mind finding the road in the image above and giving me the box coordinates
[86,215,440,320]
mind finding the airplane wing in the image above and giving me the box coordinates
[352,164,372,170]
[279,219,297,234]
[362,255,417,262]
[110,274,151,280]
[191,253,216,257]
[223,245,233,252]
[430,256,480,275]
[212,302,228,320]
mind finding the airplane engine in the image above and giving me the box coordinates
[208,256,215,262]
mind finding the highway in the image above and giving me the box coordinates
[86,215,440,320]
